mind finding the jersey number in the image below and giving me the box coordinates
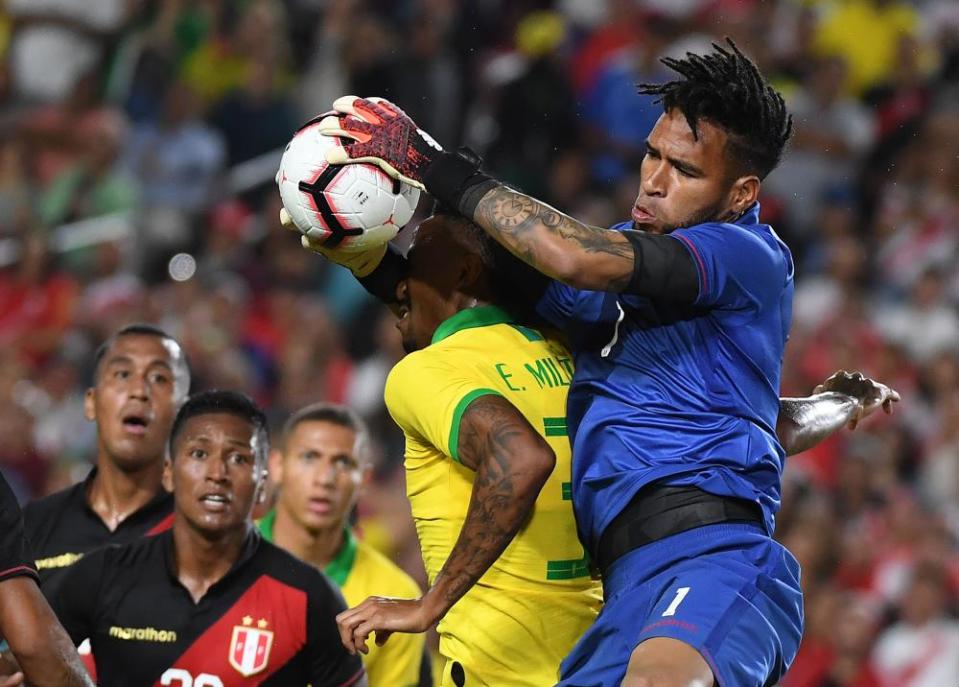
[160,669,224,687]
[662,586,690,617]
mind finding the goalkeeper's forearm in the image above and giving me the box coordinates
[356,244,407,311]
[424,153,637,292]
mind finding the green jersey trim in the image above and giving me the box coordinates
[256,510,357,586]
[431,305,514,345]
[448,388,504,463]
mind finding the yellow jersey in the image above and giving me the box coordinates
[257,513,424,687]
[385,305,602,687]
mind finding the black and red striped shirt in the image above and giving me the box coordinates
[51,528,365,687]
[0,471,38,583]
[23,467,173,600]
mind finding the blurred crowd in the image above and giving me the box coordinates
[1,0,958,684]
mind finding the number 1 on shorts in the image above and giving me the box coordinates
[662,586,691,617]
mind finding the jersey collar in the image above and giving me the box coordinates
[324,529,357,588]
[431,304,513,345]
[162,527,261,600]
[256,509,357,587]
[737,202,760,226]
[80,466,173,531]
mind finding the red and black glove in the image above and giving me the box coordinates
[319,96,499,217]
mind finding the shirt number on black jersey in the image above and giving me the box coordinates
[160,669,224,687]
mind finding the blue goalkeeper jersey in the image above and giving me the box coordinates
[535,203,794,554]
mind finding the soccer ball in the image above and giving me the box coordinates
[275,114,420,251]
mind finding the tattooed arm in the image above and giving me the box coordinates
[425,395,556,612]
[335,395,555,654]
[473,186,638,292]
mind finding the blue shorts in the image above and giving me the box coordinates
[558,523,803,687]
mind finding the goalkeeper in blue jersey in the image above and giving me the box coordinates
[315,40,900,687]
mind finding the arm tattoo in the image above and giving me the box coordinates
[429,395,552,611]
[475,186,635,292]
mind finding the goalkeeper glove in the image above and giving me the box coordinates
[319,96,499,218]
[279,208,386,278]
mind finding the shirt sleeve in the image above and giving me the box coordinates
[48,547,106,645]
[670,223,791,311]
[0,473,37,583]
[307,573,365,687]
[534,279,582,330]
[384,351,502,463]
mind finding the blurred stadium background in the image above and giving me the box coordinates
[1,0,958,683]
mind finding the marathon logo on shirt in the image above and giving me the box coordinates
[35,552,83,569]
[108,625,178,642]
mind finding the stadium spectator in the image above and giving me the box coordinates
[4,0,130,104]
[0,233,78,368]
[813,0,923,95]
[123,80,225,215]
[209,54,298,167]
[182,0,290,107]
[582,14,677,185]
[872,561,959,686]
[485,11,580,199]
[38,112,138,228]
[16,72,118,189]
[764,55,876,238]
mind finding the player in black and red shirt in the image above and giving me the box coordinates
[0,471,93,686]
[51,390,366,687]
[24,323,190,600]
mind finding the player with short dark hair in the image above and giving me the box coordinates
[91,323,192,383]
[0,472,93,687]
[258,402,428,686]
[25,323,190,601]
[313,39,900,686]
[50,390,367,686]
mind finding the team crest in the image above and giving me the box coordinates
[229,617,273,677]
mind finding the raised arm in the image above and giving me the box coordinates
[777,371,900,456]
[284,98,690,296]
[473,186,637,292]
[336,395,555,654]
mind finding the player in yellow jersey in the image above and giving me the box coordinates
[258,403,428,687]
[281,202,896,687]
[327,206,601,687]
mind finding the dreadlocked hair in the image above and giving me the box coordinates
[639,38,792,179]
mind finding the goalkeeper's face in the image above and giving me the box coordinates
[395,217,476,353]
[633,108,760,235]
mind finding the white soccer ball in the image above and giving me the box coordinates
[275,114,420,252]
